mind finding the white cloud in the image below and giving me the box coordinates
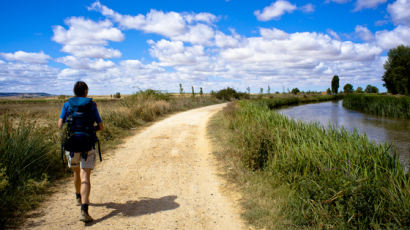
[254,0,297,21]
[215,31,241,48]
[172,24,215,45]
[89,1,217,42]
[327,29,341,40]
[0,51,51,64]
[148,39,208,66]
[375,25,410,49]
[52,17,124,58]
[0,61,60,92]
[301,4,315,13]
[388,0,410,26]
[185,12,218,24]
[56,56,115,70]
[325,0,351,3]
[61,45,121,59]
[355,25,374,41]
[354,0,387,11]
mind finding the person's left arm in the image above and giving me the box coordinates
[93,102,104,131]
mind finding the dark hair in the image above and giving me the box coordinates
[73,81,88,97]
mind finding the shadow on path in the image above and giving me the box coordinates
[87,195,179,226]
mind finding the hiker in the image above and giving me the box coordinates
[58,81,103,223]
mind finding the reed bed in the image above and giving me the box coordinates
[213,98,409,229]
[343,94,410,119]
[0,90,220,228]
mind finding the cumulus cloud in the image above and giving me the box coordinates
[355,25,374,41]
[0,60,60,92]
[148,39,209,66]
[254,0,297,21]
[52,17,124,58]
[375,25,410,49]
[388,0,410,26]
[56,56,115,70]
[354,0,387,11]
[89,1,217,45]
[0,51,51,64]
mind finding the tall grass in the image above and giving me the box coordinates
[0,90,220,228]
[215,99,409,229]
[0,116,61,227]
[343,94,410,119]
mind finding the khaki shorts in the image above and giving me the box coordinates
[66,149,96,169]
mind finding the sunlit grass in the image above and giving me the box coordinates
[343,94,410,119]
[210,97,409,229]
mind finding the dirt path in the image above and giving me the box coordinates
[23,103,245,229]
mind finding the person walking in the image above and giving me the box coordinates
[58,81,103,223]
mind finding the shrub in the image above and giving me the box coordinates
[343,84,354,93]
[291,88,300,95]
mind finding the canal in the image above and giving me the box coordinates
[277,100,410,168]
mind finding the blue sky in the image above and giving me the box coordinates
[0,0,409,95]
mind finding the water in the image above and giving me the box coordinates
[277,100,410,168]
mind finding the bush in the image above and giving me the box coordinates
[291,88,300,95]
[214,87,249,101]
[343,84,354,93]
[365,85,379,94]
[114,92,121,98]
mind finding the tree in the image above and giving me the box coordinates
[246,87,250,94]
[114,92,121,98]
[191,86,195,98]
[326,88,332,95]
[356,86,363,93]
[267,85,271,94]
[382,45,410,95]
[179,83,183,95]
[291,88,300,95]
[365,85,379,93]
[331,75,339,94]
[343,83,354,93]
[199,87,203,96]
[259,88,263,94]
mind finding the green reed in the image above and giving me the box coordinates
[343,94,410,119]
[220,99,409,229]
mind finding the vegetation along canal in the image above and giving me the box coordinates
[277,100,410,169]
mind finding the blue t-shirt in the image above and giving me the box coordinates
[59,99,102,124]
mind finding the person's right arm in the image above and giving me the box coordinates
[95,122,104,131]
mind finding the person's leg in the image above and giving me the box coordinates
[80,168,91,204]
[79,149,95,223]
[73,167,81,204]
[73,167,81,193]
[80,168,93,222]
[66,151,82,204]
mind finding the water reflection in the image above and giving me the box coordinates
[277,100,409,168]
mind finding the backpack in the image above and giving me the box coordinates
[63,97,97,154]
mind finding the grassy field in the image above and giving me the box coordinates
[0,90,220,228]
[209,95,409,229]
[342,94,410,119]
